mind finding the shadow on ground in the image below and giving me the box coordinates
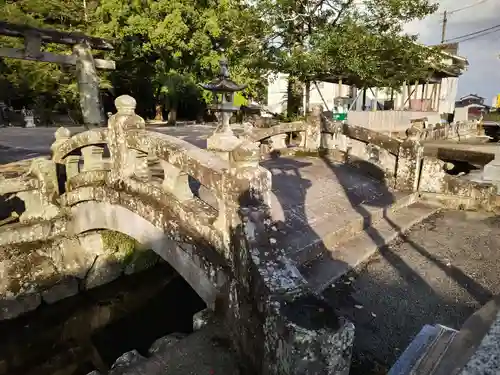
[260,152,498,373]
[316,155,499,372]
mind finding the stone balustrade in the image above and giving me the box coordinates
[243,105,423,192]
[45,95,268,253]
[0,95,355,375]
[407,120,480,141]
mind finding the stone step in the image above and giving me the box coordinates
[290,192,419,266]
[388,324,458,375]
[300,202,439,293]
[389,296,500,375]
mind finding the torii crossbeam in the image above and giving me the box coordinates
[0,21,116,127]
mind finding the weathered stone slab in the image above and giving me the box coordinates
[0,229,161,319]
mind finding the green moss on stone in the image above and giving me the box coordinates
[100,230,158,273]
[101,230,139,264]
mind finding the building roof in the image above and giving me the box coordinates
[458,93,485,101]
[316,43,468,87]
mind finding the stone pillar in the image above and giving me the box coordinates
[482,151,500,191]
[213,140,267,247]
[206,113,242,160]
[18,158,61,222]
[129,149,150,181]
[395,139,423,192]
[304,104,322,151]
[160,160,192,201]
[107,95,146,183]
[74,43,105,128]
[81,146,104,172]
[225,195,355,375]
[65,155,81,180]
[269,134,287,150]
[51,127,72,157]
[321,133,335,150]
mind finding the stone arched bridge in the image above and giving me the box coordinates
[0,95,495,375]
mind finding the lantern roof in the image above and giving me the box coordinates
[201,58,247,93]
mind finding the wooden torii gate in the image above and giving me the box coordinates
[0,21,115,127]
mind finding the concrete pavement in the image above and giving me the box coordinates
[329,210,500,373]
[0,125,226,163]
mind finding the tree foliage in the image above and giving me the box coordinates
[0,0,448,122]
[252,0,443,87]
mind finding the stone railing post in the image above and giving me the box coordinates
[160,160,192,202]
[107,95,146,182]
[50,127,72,157]
[17,158,61,222]
[225,180,355,375]
[81,145,104,172]
[395,137,424,192]
[214,140,269,249]
[64,155,81,180]
[269,134,287,150]
[304,104,322,151]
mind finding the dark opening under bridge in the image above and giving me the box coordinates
[0,95,495,375]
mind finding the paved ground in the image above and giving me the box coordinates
[326,210,500,373]
[263,156,402,260]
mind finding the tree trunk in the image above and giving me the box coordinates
[286,76,301,118]
[167,106,177,126]
[155,104,163,121]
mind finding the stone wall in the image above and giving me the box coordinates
[0,229,159,320]
[419,156,498,211]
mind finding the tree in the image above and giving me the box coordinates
[92,0,267,123]
[250,0,444,114]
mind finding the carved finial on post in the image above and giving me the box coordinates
[114,95,137,115]
[231,140,261,169]
[51,127,72,157]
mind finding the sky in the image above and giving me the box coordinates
[404,0,500,105]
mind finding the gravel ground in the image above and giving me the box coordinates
[323,209,500,373]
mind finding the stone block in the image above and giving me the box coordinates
[193,308,215,331]
[482,155,500,188]
[148,333,187,355]
[0,293,41,320]
[46,233,103,279]
[206,131,242,160]
[124,249,158,275]
[83,254,123,290]
[265,296,355,375]
[41,277,79,304]
[109,350,146,375]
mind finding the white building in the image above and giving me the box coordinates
[267,50,469,132]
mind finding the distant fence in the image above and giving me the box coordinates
[347,110,442,132]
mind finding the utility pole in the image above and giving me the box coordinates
[441,10,447,43]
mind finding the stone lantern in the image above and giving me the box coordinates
[201,58,247,159]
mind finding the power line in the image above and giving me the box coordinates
[444,23,500,43]
[450,27,500,43]
[447,0,489,15]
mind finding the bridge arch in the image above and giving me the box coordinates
[69,200,225,308]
